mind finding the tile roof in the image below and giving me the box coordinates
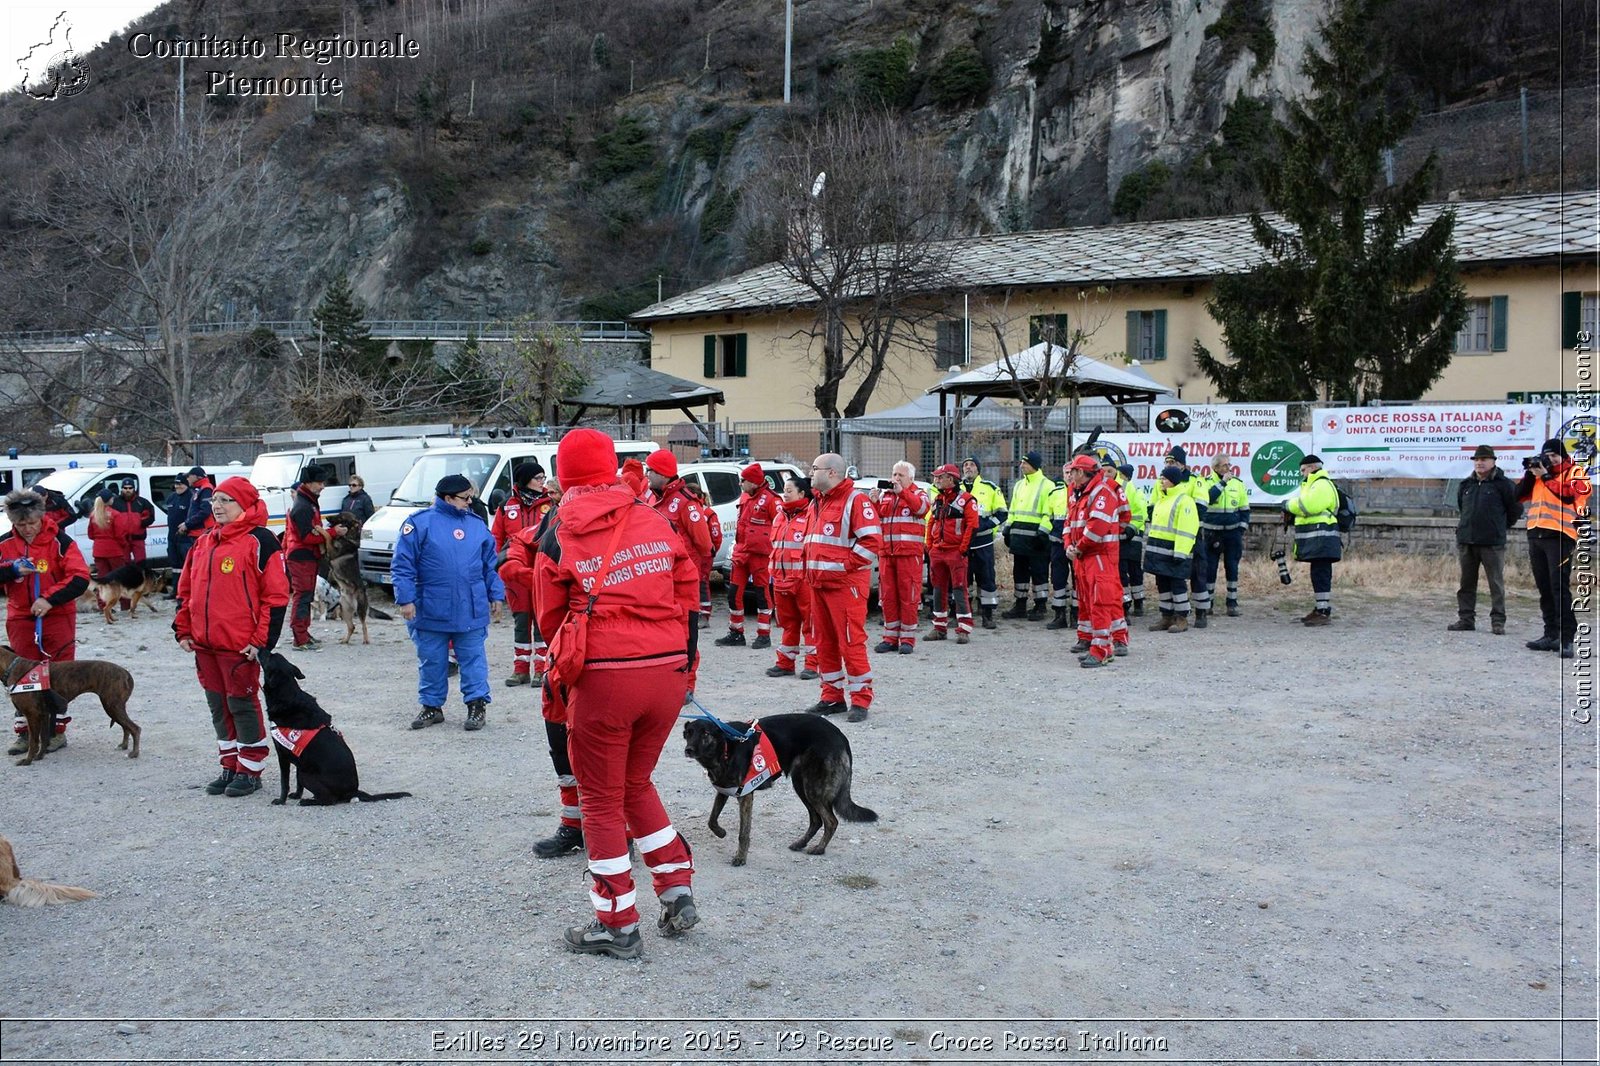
[632,191,1599,322]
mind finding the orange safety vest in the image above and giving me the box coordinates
[1525,464,1591,538]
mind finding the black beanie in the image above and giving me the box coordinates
[514,461,545,484]
[1542,437,1569,460]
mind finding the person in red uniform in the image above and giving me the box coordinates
[284,465,343,652]
[766,474,817,678]
[801,453,882,723]
[871,461,930,655]
[1064,455,1126,669]
[925,464,979,644]
[1,489,91,754]
[715,463,779,650]
[535,429,702,959]
[683,481,722,628]
[174,476,291,797]
[644,451,713,698]
[87,490,136,577]
[111,476,157,563]
[492,462,552,686]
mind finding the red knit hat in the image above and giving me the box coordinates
[557,428,618,488]
[645,450,678,478]
[740,462,764,484]
[214,475,261,510]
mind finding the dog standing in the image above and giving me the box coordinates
[682,712,877,865]
[259,650,410,805]
[0,835,95,906]
[0,645,141,765]
[322,511,391,644]
[87,560,168,624]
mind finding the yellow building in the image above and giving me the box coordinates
[631,191,1600,419]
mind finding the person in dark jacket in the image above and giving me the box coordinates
[163,475,194,599]
[182,466,215,542]
[111,477,157,563]
[1450,444,1523,635]
[343,475,376,523]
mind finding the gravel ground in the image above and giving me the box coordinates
[0,575,1595,1066]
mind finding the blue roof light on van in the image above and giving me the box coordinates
[68,461,79,468]
[99,443,110,453]
[6,448,16,460]
[107,459,117,467]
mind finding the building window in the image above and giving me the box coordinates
[702,333,747,378]
[1454,295,1507,354]
[1125,309,1167,361]
[935,319,969,370]
[1028,313,1070,348]
[1564,292,1599,349]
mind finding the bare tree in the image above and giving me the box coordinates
[737,108,958,431]
[969,286,1128,430]
[9,111,291,448]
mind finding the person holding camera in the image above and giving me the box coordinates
[1516,438,1591,658]
[1449,445,1522,635]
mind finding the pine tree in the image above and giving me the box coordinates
[310,275,374,363]
[1194,0,1468,403]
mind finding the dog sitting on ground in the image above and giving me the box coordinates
[682,712,877,866]
[0,645,141,766]
[0,835,95,907]
[320,511,391,644]
[87,560,168,624]
[259,650,410,805]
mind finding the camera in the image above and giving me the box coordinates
[876,479,894,490]
[1522,456,1545,471]
[1270,548,1292,585]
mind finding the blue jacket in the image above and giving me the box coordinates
[391,499,506,632]
[165,488,192,536]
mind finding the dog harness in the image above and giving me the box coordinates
[713,726,782,798]
[8,661,50,694]
[269,725,325,756]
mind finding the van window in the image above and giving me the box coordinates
[318,456,355,484]
[22,467,54,488]
[703,471,741,506]
[251,453,306,491]
[0,471,10,495]
[389,453,498,507]
[150,475,177,508]
[487,455,543,512]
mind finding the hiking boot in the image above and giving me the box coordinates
[563,919,643,959]
[956,631,970,645]
[1067,606,1079,628]
[223,773,262,798]
[1193,610,1209,629]
[925,629,948,641]
[1492,623,1505,635]
[1447,620,1474,632]
[1226,601,1239,617]
[798,668,819,680]
[204,769,234,795]
[1079,655,1108,669]
[1303,612,1331,627]
[533,824,585,859]
[873,640,898,653]
[897,643,914,655]
[765,664,795,678]
[750,634,771,650]
[714,630,746,647]
[1132,600,1146,617]
[464,700,487,731]
[1169,614,1189,633]
[1149,614,1174,632]
[293,638,322,652]
[805,700,846,716]
[1113,643,1129,657]
[410,706,445,730]
[698,614,710,629]
[7,733,28,756]
[1069,638,1091,653]
[1000,600,1028,619]
[1526,635,1559,651]
[658,892,700,938]
[1045,608,1071,630]
[1561,643,1576,659]
[845,704,869,723]
[1300,609,1321,624]
[45,734,66,753]
[504,673,531,687]
[1026,603,1047,621]
[981,608,997,630]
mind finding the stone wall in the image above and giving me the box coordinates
[1243,514,1460,556]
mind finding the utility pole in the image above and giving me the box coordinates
[783,0,793,103]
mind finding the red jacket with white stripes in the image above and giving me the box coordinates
[926,488,978,557]
[877,484,930,557]
[650,478,714,580]
[491,489,553,550]
[732,486,781,561]
[801,478,882,591]
[1068,472,1122,560]
[770,497,811,592]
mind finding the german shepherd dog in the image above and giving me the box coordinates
[321,511,391,644]
[0,835,95,907]
[88,560,168,624]
[259,651,411,805]
[682,713,877,866]
[0,646,141,766]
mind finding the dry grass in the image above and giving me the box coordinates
[1238,550,1537,602]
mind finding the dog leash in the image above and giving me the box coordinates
[681,695,755,743]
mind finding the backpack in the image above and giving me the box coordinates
[1335,484,1358,534]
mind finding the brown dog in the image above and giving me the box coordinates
[0,835,95,906]
[88,560,168,624]
[0,645,141,765]
[324,511,390,644]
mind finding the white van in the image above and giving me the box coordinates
[673,461,805,574]
[248,435,461,532]
[0,452,143,497]
[1,465,196,563]
[359,438,660,585]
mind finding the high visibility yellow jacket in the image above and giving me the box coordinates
[1144,490,1199,576]
[1286,469,1341,562]
[1005,470,1054,536]
[964,476,1007,550]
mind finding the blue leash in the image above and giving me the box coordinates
[682,695,755,742]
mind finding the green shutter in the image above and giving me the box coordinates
[1563,291,1582,349]
[1153,309,1168,360]
[734,333,748,377]
[703,335,717,378]
[1490,295,1508,352]
[1053,313,1069,346]
[1028,317,1041,346]
[1126,310,1139,359]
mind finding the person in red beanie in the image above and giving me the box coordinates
[715,461,780,650]
[534,428,702,959]
[644,450,713,697]
[175,476,291,797]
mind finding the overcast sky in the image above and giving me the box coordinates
[5,1,159,91]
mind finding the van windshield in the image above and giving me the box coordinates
[390,452,497,506]
[250,454,306,491]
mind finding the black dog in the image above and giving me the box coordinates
[682,713,877,865]
[259,651,410,806]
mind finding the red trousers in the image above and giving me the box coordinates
[194,647,268,774]
[1078,553,1124,662]
[566,662,693,930]
[878,554,923,648]
[929,553,973,634]
[285,555,320,646]
[129,540,147,563]
[93,553,128,579]
[810,580,872,709]
[7,613,76,736]
[771,583,816,673]
[728,554,772,636]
